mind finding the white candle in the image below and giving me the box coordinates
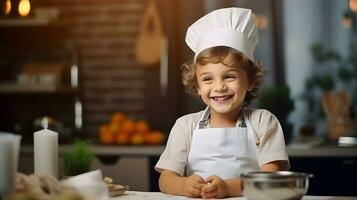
[0,133,21,195]
[0,138,14,195]
[34,129,58,178]
[3,134,21,174]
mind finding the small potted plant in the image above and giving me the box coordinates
[61,140,95,177]
[257,85,295,144]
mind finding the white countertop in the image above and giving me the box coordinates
[111,191,357,200]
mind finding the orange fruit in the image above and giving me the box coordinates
[136,120,150,133]
[144,131,164,145]
[131,133,145,145]
[100,132,114,144]
[99,124,114,144]
[111,112,126,125]
[116,133,130,145]
[109,123,121,134]
[99,124,110,134]
[122,119,136,134]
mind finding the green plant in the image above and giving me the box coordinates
[301,42,357,121]
[301,10,357,122]
[257,85,295,143]
[258,85,295,124]
[61,140,95,176]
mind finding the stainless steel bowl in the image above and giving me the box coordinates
[241,171,313,200]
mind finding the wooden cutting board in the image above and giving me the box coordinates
[322,90,355,140]
[135,0,164,65]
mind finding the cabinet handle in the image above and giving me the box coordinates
[342,159,354,165]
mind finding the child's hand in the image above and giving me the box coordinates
[183,175,206,197]
[201,175,228,199]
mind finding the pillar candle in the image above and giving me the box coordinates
[0,138,14,195]
[0,133,21,195]
[34,129,58,178]
[3,134,21,174]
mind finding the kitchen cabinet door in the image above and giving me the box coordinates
[290,156,357,196]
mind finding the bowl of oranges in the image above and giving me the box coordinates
[98,112,164,145]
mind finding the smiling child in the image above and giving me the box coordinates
[155,7,290,198]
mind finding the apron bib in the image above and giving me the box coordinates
[187,107,259,179]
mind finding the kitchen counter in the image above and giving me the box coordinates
[111,191,357,200]
[20,144,357,157]
[20,144,164,156]
[19,144,357,195]
[287,144,357,157]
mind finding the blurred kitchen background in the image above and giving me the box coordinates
[0,0,356,196]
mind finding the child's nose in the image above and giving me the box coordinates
[214,81,227,91]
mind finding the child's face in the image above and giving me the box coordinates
[196,55,253,116]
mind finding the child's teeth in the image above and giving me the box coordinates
[214,96,229,101]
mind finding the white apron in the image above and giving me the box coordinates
[187,107,259,179]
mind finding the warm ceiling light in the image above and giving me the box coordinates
[253,13,269,30]
[350,0,357,12]
[258,15,269,30]
[18,0,31,17]
[5,0,11,15]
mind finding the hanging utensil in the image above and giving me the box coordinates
[135,0,164,65]
[135,0,168,96]
[160,36,168,96]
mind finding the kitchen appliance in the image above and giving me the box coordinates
[241,171,313,200]
[338,136,357,147]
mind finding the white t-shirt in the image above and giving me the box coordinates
[155,107,290,176]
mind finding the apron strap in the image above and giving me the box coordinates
[243,109,260,147]
[239,109,247,127]
[198,107,210,129]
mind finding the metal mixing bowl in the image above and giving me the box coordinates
[241,171,313,200]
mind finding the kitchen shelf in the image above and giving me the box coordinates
[0,82,77,93]
[0,19,82,145]
[0,17,50,26]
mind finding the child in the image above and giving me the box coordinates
[155,7,290,198]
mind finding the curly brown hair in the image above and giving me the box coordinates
[181,46,265,105]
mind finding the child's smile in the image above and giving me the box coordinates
[211,95,233,102]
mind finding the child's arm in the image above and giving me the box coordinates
[225,178,243,197]
[261,160,287,171]
[159,169,206,198]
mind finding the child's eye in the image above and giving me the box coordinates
[225,74,236,80]
[201,77,212,82]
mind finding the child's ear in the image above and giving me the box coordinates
[196,86,202,95]
[247,83,254,91]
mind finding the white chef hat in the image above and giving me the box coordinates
[185,7,259,61]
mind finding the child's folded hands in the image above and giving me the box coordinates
[182,175,206,198]
[201,175,228,199]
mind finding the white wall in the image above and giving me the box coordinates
[283,0,350,137]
